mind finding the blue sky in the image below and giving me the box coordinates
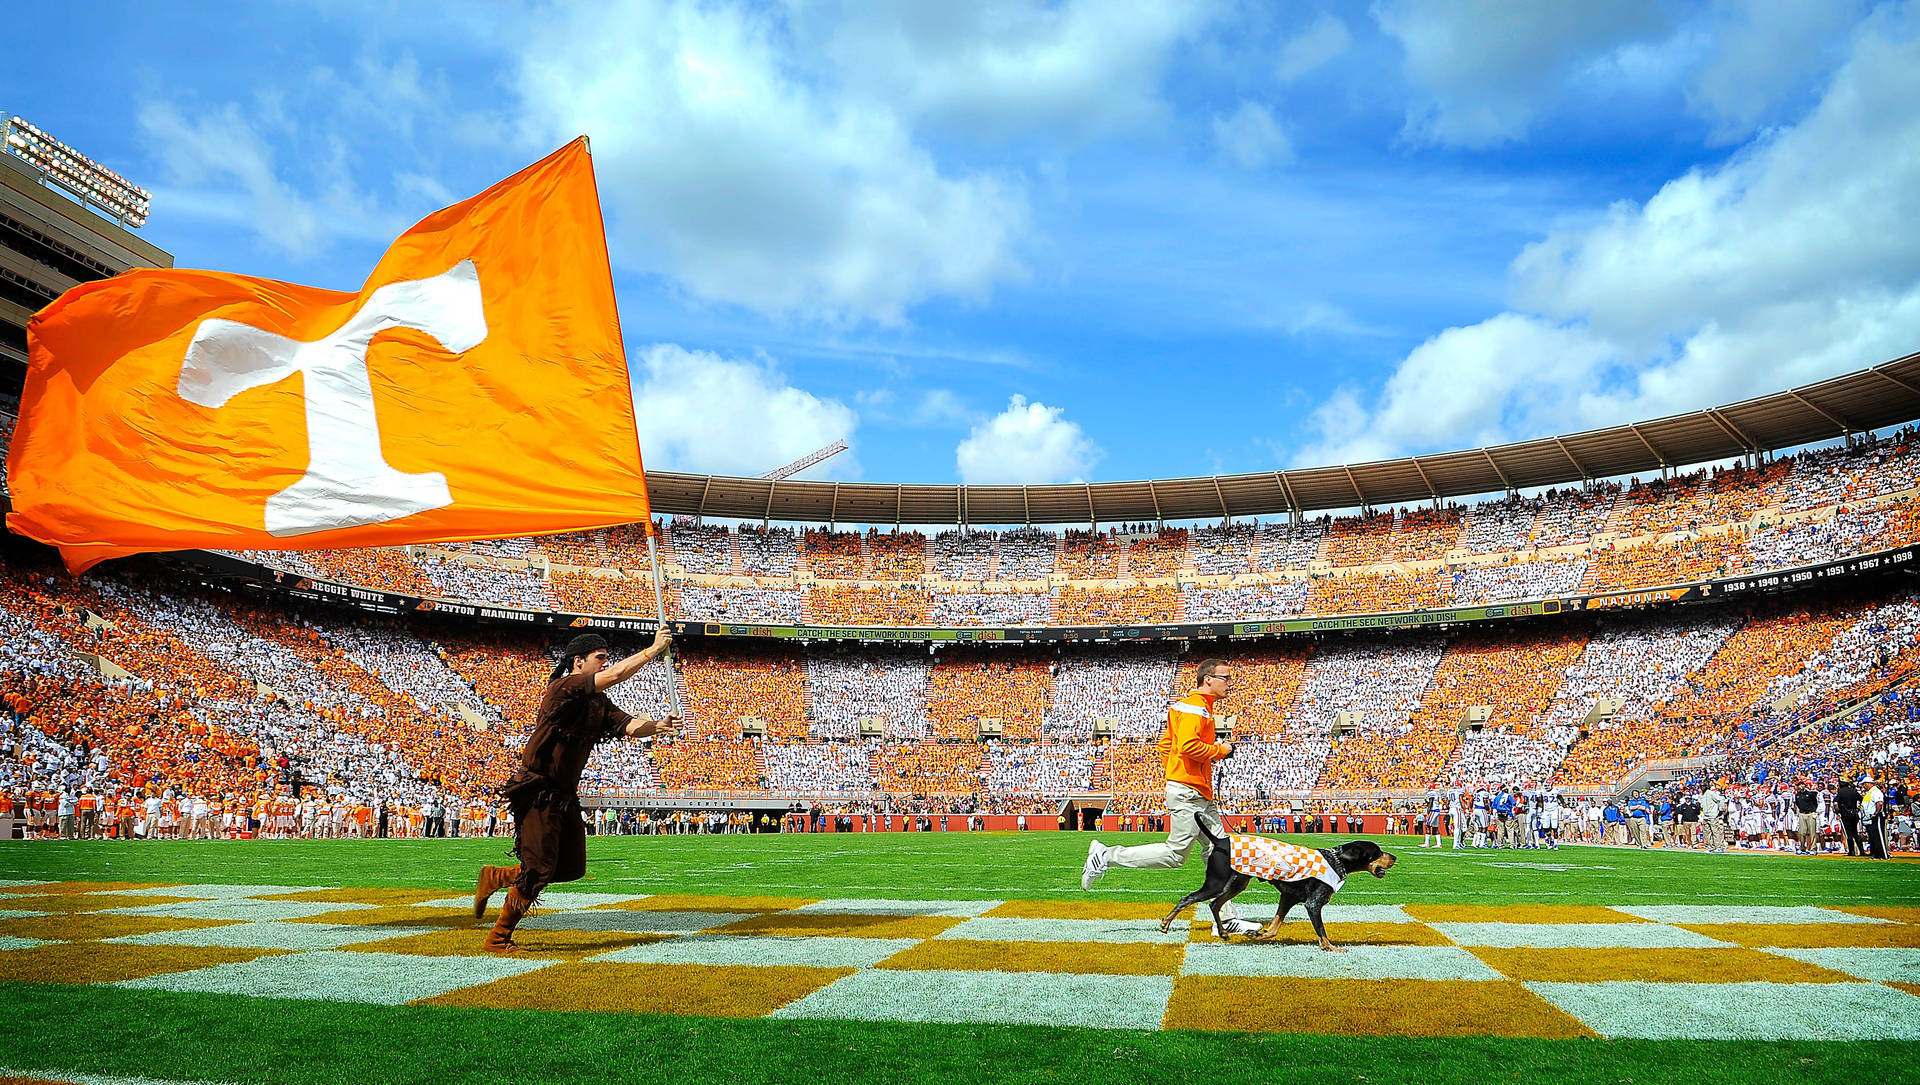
[8,1,1920,497]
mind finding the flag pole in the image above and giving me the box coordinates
[645,525,685,721]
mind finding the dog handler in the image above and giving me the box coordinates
[474,631,678,953]
[1080,658,1262,936]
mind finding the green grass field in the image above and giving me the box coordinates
[4,830,1916,903]
[2,833,1916,1085]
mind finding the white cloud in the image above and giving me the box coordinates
[632,344,859,479]
[1276,13,1352,82]
[393,171,456,207]
[1282,301,1388,339]
[137,102,329,257]
[1212,101,1293,169]
[510,0,1030,325]
[1687,0,1866,141]
[134,49,468,261]
[304,54,447,144]
[1294,315,1619,466]
[956,395,1102,483]
[1374,0,1673,147]
[811,0,1220,139]
[1297,386,1383,465]
[1299,12,1920,468]
[855,386,976,428]
[1376,0,1873,149]
[1509,14,1920,353]
[912,388,976,427]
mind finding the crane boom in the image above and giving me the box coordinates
[761,440,848,481]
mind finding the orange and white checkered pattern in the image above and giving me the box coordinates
[5,882,1919,1040]
[1227,835,1344,891]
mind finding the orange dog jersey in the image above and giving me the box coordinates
[1227,835,1344,891]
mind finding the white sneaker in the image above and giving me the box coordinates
[1081,840,1109,890]
[1218,917,1265,938]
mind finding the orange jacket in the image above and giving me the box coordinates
[1158,690,1230,799]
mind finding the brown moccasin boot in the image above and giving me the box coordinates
[483,887,531,954]
[473,864,519,918]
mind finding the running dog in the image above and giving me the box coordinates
[1160,818,1395,951]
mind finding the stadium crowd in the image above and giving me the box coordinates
[677,584,804,623]
[1043,648,1180,740]
[172,427,1920,633]
[930,529,995,580]
[807,586,931,626]
[665,519,734,574]
[7,428,1920,836]
[7,549,1919,833]
[807,650,930,741]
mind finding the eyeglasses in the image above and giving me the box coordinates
[1207,674,1234,683]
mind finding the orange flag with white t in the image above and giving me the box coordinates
[5,138,648,573]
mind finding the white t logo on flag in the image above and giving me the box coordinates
[177,260,487,537]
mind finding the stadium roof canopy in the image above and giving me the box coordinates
[654,350,1920,526]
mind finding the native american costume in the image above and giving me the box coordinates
[477,635,635,952]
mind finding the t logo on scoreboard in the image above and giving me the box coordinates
[177,260,488,537]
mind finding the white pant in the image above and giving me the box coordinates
[1104,783,1241,920]
[1107,782,1223,869]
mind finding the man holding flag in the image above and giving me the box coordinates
[1,136,684,947]
[474,631,678,953]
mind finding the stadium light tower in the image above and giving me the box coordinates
[3,114,151,228]
[760,440,848,481]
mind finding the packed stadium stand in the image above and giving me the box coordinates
[7,405,1920,830]
[127,425,1920,631]
[8,539,1919,824]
